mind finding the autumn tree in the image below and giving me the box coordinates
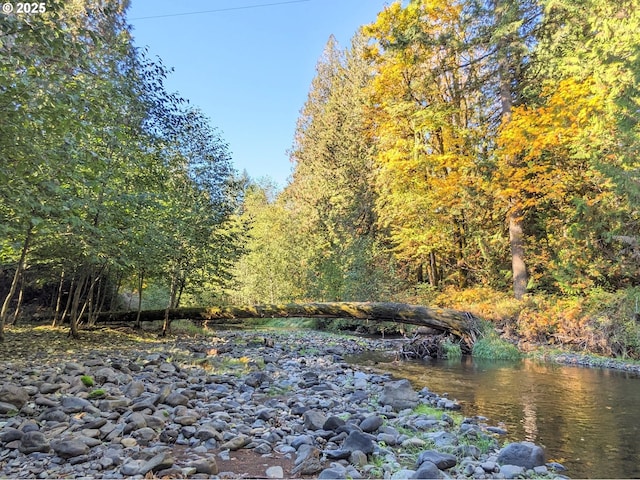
[364,0,502,290]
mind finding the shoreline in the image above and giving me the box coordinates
[0,328,566,479]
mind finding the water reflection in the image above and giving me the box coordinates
[345,353,640,479]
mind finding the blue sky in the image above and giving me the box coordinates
[127,0,391,188]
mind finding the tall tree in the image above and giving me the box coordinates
[364,0,500,289]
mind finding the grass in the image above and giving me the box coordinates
[442,339,463,358]
[472,331,521,360]
[412,403,464,426]
[88,388,106,398]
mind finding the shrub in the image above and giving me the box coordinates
[472,333,521,360]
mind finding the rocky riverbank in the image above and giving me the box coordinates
[0,328,567,479]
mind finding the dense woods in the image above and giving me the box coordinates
[0,0,243,340]
[2,0,640,356]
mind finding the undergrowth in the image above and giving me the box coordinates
[408,286,640,360]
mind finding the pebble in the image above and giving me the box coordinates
[0,330,566,479]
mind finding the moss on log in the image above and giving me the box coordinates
[93,302,480,347]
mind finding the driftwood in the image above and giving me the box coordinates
[92,302,480,347]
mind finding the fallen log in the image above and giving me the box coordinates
[92,302,480,347]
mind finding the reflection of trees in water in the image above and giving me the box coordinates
[522,399,538,442]
[358,356,640,479]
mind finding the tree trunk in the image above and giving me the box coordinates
[509,210,528,299]
[135,270,144,329]
[428,251,439,286]
[10,272,25,326]
[53,270,65,327]
[496,1,529,300]
[69,271,88,338]
[162,271,179,336]
[0,225,33,341]
[92,301,481,349]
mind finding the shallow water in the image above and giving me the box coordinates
[346,352,640,479]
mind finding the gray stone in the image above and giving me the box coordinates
[97,397,131,411]
[325,449,350,460]
[377,432,398,446]
[19,431,50,454]
[220,434,250,451]
[124,412,147,432]
[499,464,526,479]
[125,381,145,399]
[304,409,327,430]
[0,384,29,408]
[291,447,323,475]
[39,383,61,394]
[350,450,368,467]
[174,414,198,426]
[191,457,219,475]
[392,469,417,479]
[318,468,347,479]
[0,427,23,443]
[194,423,221,441]
[360,415,384,433]
[93,367,118,384]
[416,450,457,470]
[40,408,68,423]
[266,465,284,478]
[120,458,145,476]
[497,442,545,470]
[51,439,89,459]
[164,392,189,407]
[61,396,93,413]
[0,401,19,414]
[132,427,157,444]
[245,371,270,387]
[425,431,457,448]
[139,452,174,475]
[481,461,498,473]
[412,461,442,479]
[379,379,419,411]
[323,415,346,431]
[342,431,375,454]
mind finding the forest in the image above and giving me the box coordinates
[1,0,640,357]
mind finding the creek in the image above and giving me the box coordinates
[346,352,640,479]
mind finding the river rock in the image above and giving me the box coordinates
[191,456,219,475]
[379,379,419,411]
[360,415,384,433]
[19,431,49,453]
[412,461,442,479]
[266,465,284,478]
[416,450,457,469]
[342,431,375,454]
[0,401,19,414]
[61,396,93,413]
[497,441,545,469]
[499,464,526,479]
[51,439,90,458]
[39,382,61,394]
[125,381,145,398]
[0,384,29,408]
[303,409,327,430]
[323,415,346,431]
[318,467,347,479]
[0,427,23,443]
[220,434,250,451]
[164,391,190,407]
